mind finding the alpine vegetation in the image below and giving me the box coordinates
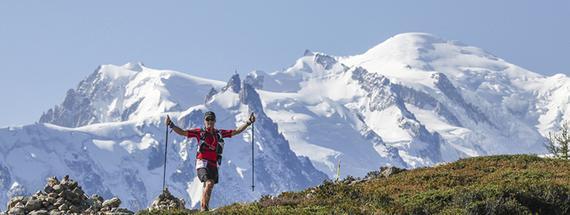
[215,155,570,214]
[546,121,570,160]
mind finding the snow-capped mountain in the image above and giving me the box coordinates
[0,64,326,211]
[245,33,569,177]
[249,33,570,176]
[1,32,569,211]
[39,62,226,127]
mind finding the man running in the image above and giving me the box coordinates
[165,111,255,211]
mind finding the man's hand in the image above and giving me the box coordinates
[166,115,188,137]
[166,115,173,127]
[232,113,256,136]
[248,113,256,125]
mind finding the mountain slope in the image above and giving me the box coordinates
[341,33,568,150]
[216,155,570,214]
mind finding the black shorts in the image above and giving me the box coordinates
[197,165,219,184]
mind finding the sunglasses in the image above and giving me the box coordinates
[205,117,216,122]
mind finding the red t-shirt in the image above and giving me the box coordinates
[187,128,234,163]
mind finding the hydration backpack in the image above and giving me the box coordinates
[197,128,225,166]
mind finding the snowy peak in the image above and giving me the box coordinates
[222,73,241,93]
[347,33,450,71]
[364,32,447,57]
[342,32,543,86]
[248,51,348,93]
[122,62,145,72]
[361,32,495,63]
[39,64,225,127]
[244,71,264,90]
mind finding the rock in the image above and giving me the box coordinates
[33,191,44,198]
[45,197,56,204]
[149,188,186,211]
[68,205,80,213]
[57,204,68,211]
[84,208,93,214]
[51,185,62,193]
[43,185,55,194]
[381,166,406,178]
[71,187,85,200]
[7,206,25,215]
[68,181,78,190]
[53,198,64,207]
[90,204,101,211]
[47,193,57,198]
[111,207,135,215]
[6,196,25,210]
[14,202,25,209]
[365,166,407,180]
[47,177,59,187]
[349,179,364,186]
[24,198,43,211]
[58,189,76,202]
[91,194,104,203]
[88,198,102,211]
[102,197,121,208]
[29,210,49,215]
[48,209,63,215]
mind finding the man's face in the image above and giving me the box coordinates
[205,116,216,129]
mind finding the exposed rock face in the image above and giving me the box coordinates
[149,188,185,212]
[365,166,407,180]
[379,166,407,178]
[3,175,133,215]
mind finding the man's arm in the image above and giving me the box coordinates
[231,122,252,136]
[171,124,189,137]
[166,115,189,137]
[230,113,256,136]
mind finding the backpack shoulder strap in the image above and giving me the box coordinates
[199,128,207,141]
[214,129,224,142]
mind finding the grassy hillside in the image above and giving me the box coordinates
[140,155,570,214]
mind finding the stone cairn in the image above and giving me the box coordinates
[148,188,186,212]
[3,175,133,215]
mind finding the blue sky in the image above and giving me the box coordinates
[0,1,568,127]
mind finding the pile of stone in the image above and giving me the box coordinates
[4,175,133,215]
[148,188,186,212]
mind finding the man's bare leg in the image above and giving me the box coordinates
[201,180,215,211]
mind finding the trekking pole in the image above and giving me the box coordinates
[251,113,255,192]
[163,116,170,191]
[336,159,341,181]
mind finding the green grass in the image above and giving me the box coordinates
[137,155,570,214]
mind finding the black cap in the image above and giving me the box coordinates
[204,111,216,120]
